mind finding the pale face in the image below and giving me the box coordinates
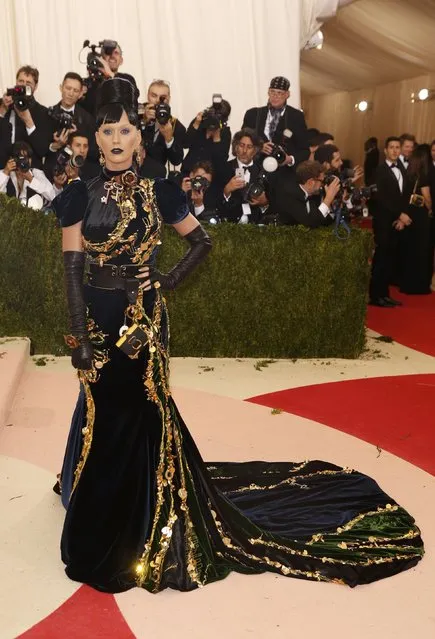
[16,72,37,94]
[102,46,123,73]
[306,174,324,196]
[235,136,257,164]
[70,136,89,159]
[60,78,82,108]
[268,88,289,110]
[147,84,170,105]
[95,111,141,171]
[385,141,401,162]
[401,140,414,159]
[330,151,343,170]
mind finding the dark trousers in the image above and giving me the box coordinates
[369,217,398,300]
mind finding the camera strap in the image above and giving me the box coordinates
[333,205,351,240]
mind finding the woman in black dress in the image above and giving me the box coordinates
[400,145,433,294]
[54,78,424,594]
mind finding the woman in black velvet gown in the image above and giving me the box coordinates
[400,146,433,295]
[54,78,424,594]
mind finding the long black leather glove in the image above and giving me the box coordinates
[63,251,93,370]
[150,224,212,290]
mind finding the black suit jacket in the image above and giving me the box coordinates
[144,118,186,168]
[276,183,331,228]
[218,158,267,224]
[375,161,407,229]
[0,99,53,169]
[242,104,309,165]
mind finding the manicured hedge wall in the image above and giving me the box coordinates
[0,194,372,358]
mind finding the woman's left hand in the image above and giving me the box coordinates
[136,266,152,290]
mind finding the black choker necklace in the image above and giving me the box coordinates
[102,166,135,178]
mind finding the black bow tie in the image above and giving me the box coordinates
[390,163,398,168]
[242,165,252,172]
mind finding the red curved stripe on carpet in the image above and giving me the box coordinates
[366,288,435,356]
[248,374,435,476]
[17,585,135,639]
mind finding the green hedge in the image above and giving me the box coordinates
[0,194,372,358]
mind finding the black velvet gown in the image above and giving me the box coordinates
[55,170,424,594]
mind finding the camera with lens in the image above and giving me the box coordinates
[155,96,171,125]
[243,170,268,202]
[190,175,210,193]
[6,85,32,111]
[81,39,118,83]
[54,146,85,176]
[200,94,226,130]
[12,153,31,172]
[48,106,75,133]
[350,183,377,216]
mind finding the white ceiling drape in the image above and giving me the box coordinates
[0,0,302,131]
[301,0,435,94]
[299,0,356,48]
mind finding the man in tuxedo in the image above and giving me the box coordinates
[218,128,272,224]
[242,76,309,167]
[0,66,53,170]
[46,131,100,195]
[0,141,56,209]
[275,160,340,228]
[369,136,411,307]
[398,133,416,170]
[181,161,220,224]
[80,41,138,116]
[139,80,186,169]
[46,72,98,175]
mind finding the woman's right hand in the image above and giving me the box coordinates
[71,340,94,371]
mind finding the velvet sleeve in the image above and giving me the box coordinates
[52,179,88,227]
[154,178,189,225]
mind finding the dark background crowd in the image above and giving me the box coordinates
[1,39,434,305]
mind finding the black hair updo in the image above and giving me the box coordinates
[96,77,139,128]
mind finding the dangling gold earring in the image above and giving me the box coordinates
[99,147,105,167]
[133,147,140,165]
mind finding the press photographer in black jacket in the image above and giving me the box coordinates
[182,97,231,175]
[275,160,340,228]
[140,80,186,168]
[0,66,53,170]
[242,76,309,168]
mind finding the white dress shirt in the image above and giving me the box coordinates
[0,168,56,209]
[299,185,331,217]
[399,154,409,170]
[386,159,403,193]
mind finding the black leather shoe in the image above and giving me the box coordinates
[383,297,403,306]
[369,298,396,307]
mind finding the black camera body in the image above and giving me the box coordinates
[54,147,85,176]
[12,153,31,172]
[190,175,210,192]
[155,96,171,125]
[243,170,268,202]
[201,94,225,130]
[48,107,75,133]
[6,85,32,112]
[82,39,118,83]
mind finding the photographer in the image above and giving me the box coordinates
[181,161,220,223]
[139,80,186,168]
[47,73,97,167]
[80,41,138,116]
[276,160,340,228]
[242,76,310,167]
[45,131,99,194]
[182,97,231,175]
[219,128,273,224]
[0,66,53,169]
[0,141,56,209]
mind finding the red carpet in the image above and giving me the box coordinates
[248,374,435,476]
[366,287,435,356]
[18,586,135,639]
